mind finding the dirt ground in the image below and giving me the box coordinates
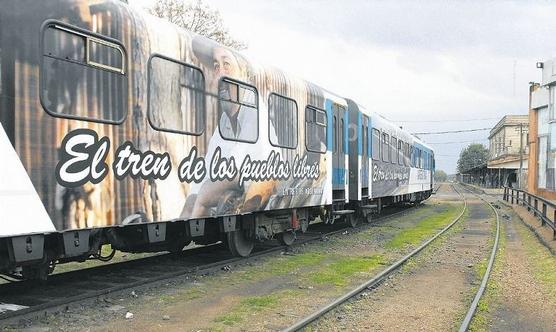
[312,189,494,331]
[470,201,556,331]
[9,185,464,332]
[12,185,556,332]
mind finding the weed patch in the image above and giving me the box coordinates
[386,204,461,249]
[308,255,385,286]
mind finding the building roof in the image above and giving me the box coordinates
[489,115,529,138]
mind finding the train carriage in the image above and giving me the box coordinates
[0,0,434,280]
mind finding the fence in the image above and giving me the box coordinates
[503,187,556,239]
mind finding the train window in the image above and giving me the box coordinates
[340,118,344,154]
[88,38,125,74]
[404,142,410,166]
[391,137,397,164]
[333,116,337,153]
[360,126,367,159]
[305,106,327,153]
[410,146,415,167]
[398,140,404,165]
[382,133,390,162]
[148,55,205,135]
[41,23,127,123]
[268,93,298,149]
[372,129,380,160]
[218,78,258,143]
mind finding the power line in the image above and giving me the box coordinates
[427,139,489,145]
[413,128,491,135]
[393,117,499,123]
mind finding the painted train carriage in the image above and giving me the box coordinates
[0,0,433,279]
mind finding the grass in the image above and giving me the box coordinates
[266,252,326,275]
[386,204,462,249]
[214,292,285,326]
[308,255,385,286]
[516,221,556,296]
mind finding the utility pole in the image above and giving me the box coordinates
[519,122,523,189]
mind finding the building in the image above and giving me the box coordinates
[486,115,529,188]
[528,60,556,199]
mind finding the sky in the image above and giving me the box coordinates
[129,0,556,173]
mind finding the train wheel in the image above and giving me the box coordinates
[346,214,358,228]
[278,231,296,246]
[227,229,254,257]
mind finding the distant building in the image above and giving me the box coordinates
[528,60,556,199]
[486,115,529,188]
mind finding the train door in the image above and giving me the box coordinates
[332,103,346,200]
[361,115,370,198]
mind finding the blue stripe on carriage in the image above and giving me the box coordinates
[325,99,333,151]
[333,167,346,185]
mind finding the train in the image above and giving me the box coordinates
[0,0,435,280]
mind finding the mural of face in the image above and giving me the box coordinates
[213,47,242,119]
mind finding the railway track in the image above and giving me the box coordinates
[283,183,500,332]
[0,204,421,327]
[458,184,501,332]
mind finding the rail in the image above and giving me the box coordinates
[503,187,556,239]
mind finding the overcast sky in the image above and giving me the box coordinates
[130,0,556,173]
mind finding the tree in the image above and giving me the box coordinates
[457,143,489,173]
[149,0,247,51]
[434,170,448,182]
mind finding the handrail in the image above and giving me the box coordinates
[503,186,556,239]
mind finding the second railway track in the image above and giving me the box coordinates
[282,183,501,332]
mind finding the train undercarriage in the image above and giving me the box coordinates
[0,190,431,281]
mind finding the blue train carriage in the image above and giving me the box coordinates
[347,104,435,221]
[0,0,345,279]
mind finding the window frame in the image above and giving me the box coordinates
[267,92,298,149]
[371,128,381,161]
[340,117,345,154]
[305,105,328,154]
[398,139,404,165]
[391,136,397,164]
[217,76,259,144]
[39,20,128,125]
[382,133,390,162]
[404,142,410,166]
[147,54,206,136]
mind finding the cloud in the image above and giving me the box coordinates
[130,0,551,173]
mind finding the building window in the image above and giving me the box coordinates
[538,136,548,189]
[550,87,556,120]
[218,78,258,143]
[305,106,327,153]
[372,129,380,160]
[268,93,297,149]
[148,55,205,135]
[41,22,127,123]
